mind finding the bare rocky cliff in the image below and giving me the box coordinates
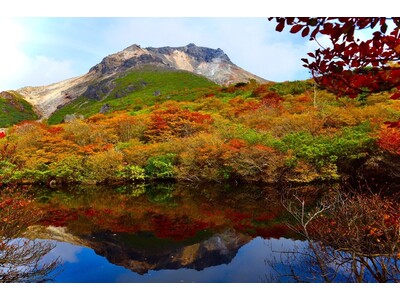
[15,44,267,119]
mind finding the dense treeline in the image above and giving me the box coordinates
[1,79,400,185]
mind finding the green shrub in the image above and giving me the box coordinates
[10,164,51,184]
[49,156,85,183]
[270,80,313,96]
[145,153,176,179]
[0,161,18,183]
[117,165,146,181]
[280,122,374,169]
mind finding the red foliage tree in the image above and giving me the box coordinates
[378,121,400,155]
[268,18,400,98]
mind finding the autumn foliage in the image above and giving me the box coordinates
[378,121,400,155]
[0,77,399,185]
[144,105,213,142]
[269,18,400,98]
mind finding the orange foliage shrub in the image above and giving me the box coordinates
[144,105,213,142]
[378,122,400,155]
[251,84,270,97]
[221,140,285,183]
[15,133,80,169]
[295,94,312,103]
[259,91,284,108]
[269,112,324,137]
[176,134,286,183]
[120,144,149,166]
[227,97,261,117]
[10,121,47,149]
[175,133,225,181]
[323,104,398,129]
[84,148,124,183]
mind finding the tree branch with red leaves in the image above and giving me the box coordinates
[268,17,400,99]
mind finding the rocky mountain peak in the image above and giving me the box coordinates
[146,43,232,64]
[88,44,163,75]
[123,44,142,51]
[88,43,235,77]
[17,43,268,118]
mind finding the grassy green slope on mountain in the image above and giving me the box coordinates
[0,91,39,127]
[48,69,218,124]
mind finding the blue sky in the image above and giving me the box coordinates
[0,17,318,91]
[0,1,382,91]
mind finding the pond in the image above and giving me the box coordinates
[1,183,399,283]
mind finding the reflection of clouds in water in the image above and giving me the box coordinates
[44,241,84,264]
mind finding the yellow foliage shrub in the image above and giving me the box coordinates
[84,148,123,183]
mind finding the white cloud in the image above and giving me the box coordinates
[0,18,76,91]
[0,52,76,91]
[18,56,76,87]
[46,241,83,264]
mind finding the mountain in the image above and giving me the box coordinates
[26,226,252,275]
[88,43,266,85]
[0,91,39,127]
[16,44,268,119]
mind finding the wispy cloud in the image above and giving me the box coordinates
[0,18,76,90]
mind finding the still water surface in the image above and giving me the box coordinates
[10,183,399,282]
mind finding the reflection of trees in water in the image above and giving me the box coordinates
[0,187,60,283]
[267,186,400,283]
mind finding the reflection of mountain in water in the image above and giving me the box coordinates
[25,183,330,276]
[26,226,252,275]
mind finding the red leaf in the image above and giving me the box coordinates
[286,18,295,24]
[381,23,388,33]
[276,20,285,32]
[290,24,303,34]
[320,22,333,34]
[390,92,400,100]
[301,26,310,37]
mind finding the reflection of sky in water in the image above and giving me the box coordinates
[44,237,309,283]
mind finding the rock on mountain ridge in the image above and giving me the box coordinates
[16,43,268,118]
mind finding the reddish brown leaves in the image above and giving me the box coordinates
[276,19,285,32]
[378,122,400,155]
[290,24,303,34]
[390,92,400,99]
[269,17,400,98]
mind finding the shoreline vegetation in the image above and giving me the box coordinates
[1,79,400,187]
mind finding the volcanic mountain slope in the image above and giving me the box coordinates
[16,43,268,119]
